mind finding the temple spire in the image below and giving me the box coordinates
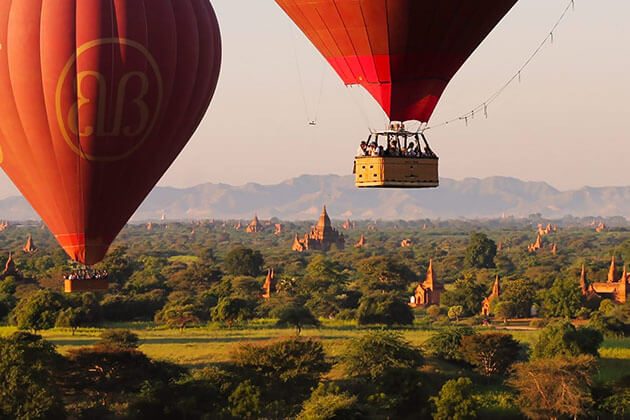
[425,259,435,289]
[608,255,617,283]
[492,275,501,298]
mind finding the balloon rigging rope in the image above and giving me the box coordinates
[289,24,314,125]
[423,0,576,133]
[312,63,326,125]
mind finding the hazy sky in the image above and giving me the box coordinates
[0,0,628,198]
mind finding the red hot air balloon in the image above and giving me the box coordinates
[276,0,517,122]
[0,1,221,266]
[276,0,517,189]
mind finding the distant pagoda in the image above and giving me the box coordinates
[354,234,366,248]
[23,235,37,253]
[580,257,628,304]
[481,275,501,316]
[246,215,263,233]
[292,206,345,252]
[262,268,275,299]
[410,259,443,308]
[2,252,17,277]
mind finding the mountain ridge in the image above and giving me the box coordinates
[1,175,629,221]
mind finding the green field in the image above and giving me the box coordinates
[2,323,628,384]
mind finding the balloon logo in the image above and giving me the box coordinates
[55,38,164,162]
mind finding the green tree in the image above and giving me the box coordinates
[588,302,630,338]
[232,338,330,417]
[599,389,630,419]
[341,331,425,416]
[228,380,262,419]
[273,303,321,335]
[464,232,497,269]
[230,275,263,298]
[441,278,486,316]
[341,330,423,379]
[425,326,476,363]
[448,305,464,321]
[55,307,85,335]
[303,255,346,289]
[155,304,200,332]
[501,279,536,318]
[10,290,65,332]
[494,301,516,323]
[543,277,582,318]
[356,256,415,294]
[460,333,522,376]
[224,247,264,277]
[532,321,603,359]
[297,383,361,420]
[211,297,256,326]
[0,332,65,420]
[356,293,414,326]
[509,355,596,420]
[431,377,478,420]
[127,377,225,420]
[67,344,183,412]
[97,329,140,351]
[95,245,135,284]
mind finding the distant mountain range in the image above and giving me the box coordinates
[2,175,630,221]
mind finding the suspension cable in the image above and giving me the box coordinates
[423,0,577,133]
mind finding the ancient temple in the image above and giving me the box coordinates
[246,215,262,233]
[537,223,555,236]
[528,234,543,253]
[262,268,275,299]
[410,260,443,308]
[23,235,36,253]
[401,239,413,248]
[551,243,558,256]
[146,222,153,231]
[291,206,345,252]
[342,219,355,230]
[274,224,284,235]
[581,258,628,304]
[234,221,242,231]
[0,221,8,232]
[595,222,607,233]
[354,234,366,249]
[481,275,501,316]
[2,252,16,277]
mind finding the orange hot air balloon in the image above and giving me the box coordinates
[0,0,221,265]
[276,0,517,123]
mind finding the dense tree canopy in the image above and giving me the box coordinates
[533,321,603,359]
[0,333,65,420]
[10,290,65,332]
[224,247,264,277]
[460,333,522,376]
[464,233,497,269]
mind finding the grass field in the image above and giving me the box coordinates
[1,322,629,384]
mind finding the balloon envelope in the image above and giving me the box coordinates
[0,0,221,264]
[276,0,517,122]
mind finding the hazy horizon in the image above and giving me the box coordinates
[0,0,627,198]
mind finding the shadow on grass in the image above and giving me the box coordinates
[597,357,630,384]
[140,336,276,345]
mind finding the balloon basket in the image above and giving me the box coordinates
[355,156,439,188]
[64,278,109,293]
